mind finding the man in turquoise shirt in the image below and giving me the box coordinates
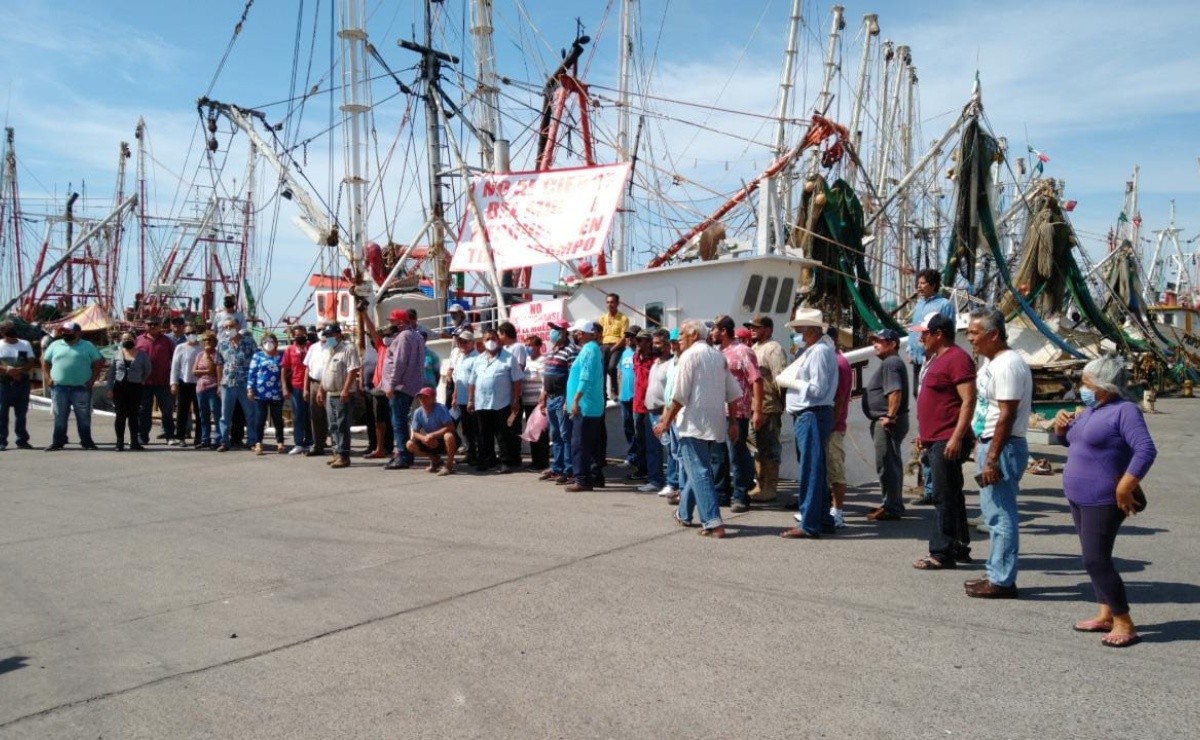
[566,320,605,491]
[42,320,104,450]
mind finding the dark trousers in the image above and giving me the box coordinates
[524,403,550,469]
[571,414,605,486]
[872,416,909,515]
[0,380,31,446]
[255,399,285,445]
[504,409,522,466]
[928,439,971,562]
[1071,502,1129,615]
[726,417,754,504]
[457,404,480,462]
[308,379,329,451]
[475,408,507,468]
[113,381,143,445]
[139,384,175,442]
[620,400,637,464]
[602,344,620,398]
[632,410,650,476]
[175,382,198,443]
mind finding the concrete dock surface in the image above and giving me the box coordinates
[1,399,1198,738]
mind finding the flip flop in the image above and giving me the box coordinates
[912,556,955,570]
[1101,632,1141,648]
[672,510,695,528]
[1073,619,1114,633]
[779,527,818,539]
[698,526,727,538]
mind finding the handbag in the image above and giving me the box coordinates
[1132,484,1147,513]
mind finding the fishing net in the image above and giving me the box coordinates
[999,185,1073,316]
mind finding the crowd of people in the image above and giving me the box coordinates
[0,282,1160,647]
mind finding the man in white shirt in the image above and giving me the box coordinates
[0,321,36,450]
[303,327,330,456]
[652,319,741,538]
[169,329,203,446]
[777,308,839,539]
[964,307,1032,599]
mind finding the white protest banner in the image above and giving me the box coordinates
[508,299,565,343]
[450,162,631,272]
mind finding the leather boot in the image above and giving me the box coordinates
[749,460,778,502]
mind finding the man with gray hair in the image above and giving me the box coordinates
[964,307,1032,599]
[653,319,741,538]
[777,308,839,539]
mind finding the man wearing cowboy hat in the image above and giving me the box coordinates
[776,308,839,539]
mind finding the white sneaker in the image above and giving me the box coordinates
[657,485,677,497]
[793,512,803,523]
[637,482,659,493]
[605,399,619,409]
[831,508,846,529]
[288,445,306,455]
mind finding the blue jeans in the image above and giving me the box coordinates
[197,387,220,445]
[327,396,352,456]
[620,400,637,464]
[51,385,94,447]
[644,412,665,488]
[662,420,680,489]
[0,380,31,446]
[389,391,414,464]
[546,394,572,476]
[920,450,934,498]
[289,387,312,447]
[219,383,258,446]
[675,436,723,530]
[138,383,175,442]
[794,406,835,535]
[727,417,754,505]
[977,437,1028,587]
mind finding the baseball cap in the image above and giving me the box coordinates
[635,329,653,340]
[60,320,81,333]
[169,316,185,325]
[625,325,642,337]
[870,328,901,342]
[547,320,569,331]
[457,329,476,342]
[713,315,736,334]
[909,313,953,334]
[744,314,774,329]
[321,322,343,336]
[448,304,465,314]
[571,319,598,334]
[669,328,680,341]
[735,327,752,341]
[388,309,407,324]
[416,386,435,398]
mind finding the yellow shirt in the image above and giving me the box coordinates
[597,312,629,345]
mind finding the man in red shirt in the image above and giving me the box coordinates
[713,315,762,513]
[911,313,977,570]
[135,317,178,445]
[279,325,313,454]
[630,329,660,491]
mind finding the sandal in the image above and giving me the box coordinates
[363,450,386,460]
[698,526,726,538]
[437,465,455,476]
[779,527,818,539]
[672,510,695,528]
[913,556,955,570]
[1029,458,1053,475]
[1101,631,1141,648]
[1073,618,1114,633]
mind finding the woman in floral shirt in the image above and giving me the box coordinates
[247,332,287,454]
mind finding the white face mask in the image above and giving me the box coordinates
[382,335,395,346]
[484,340,499,353]
[185,334,198,344]
[263,341,277,352]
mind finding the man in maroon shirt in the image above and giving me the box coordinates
[136,317,177,444]
[630,329,659,490]
[911,313,977,570]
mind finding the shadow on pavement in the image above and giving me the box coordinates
[0,656,30,676]
[1138,619,1200,644]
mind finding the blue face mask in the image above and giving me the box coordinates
[549,329,562,344]
[324,337,337,349]
[1080,387,1097,407]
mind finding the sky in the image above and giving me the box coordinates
[2,0,1198,321]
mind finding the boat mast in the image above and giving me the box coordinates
[614,0,637,271]
[845,14,879,188]
[897,62,916,301]
[756,0,804,256]
[470,0,501,171]
[808,5,845,175]
[419,0,451,313]
[338,0,370,311]
[135,118,149,300]
[1,128,24,292]
[107,140,131,315]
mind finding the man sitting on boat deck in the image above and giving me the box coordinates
[597,292,628,405]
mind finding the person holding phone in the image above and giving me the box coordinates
[1053,356,1156,648]
[0,320,36,450]
[964,308,1032,599]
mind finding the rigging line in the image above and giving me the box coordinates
[204,0,256,98]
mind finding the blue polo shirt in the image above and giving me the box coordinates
[469,349,523,410]
[908,295,955,364]
[567,340,605,418]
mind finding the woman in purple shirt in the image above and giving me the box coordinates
[1054,356,1156,648]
